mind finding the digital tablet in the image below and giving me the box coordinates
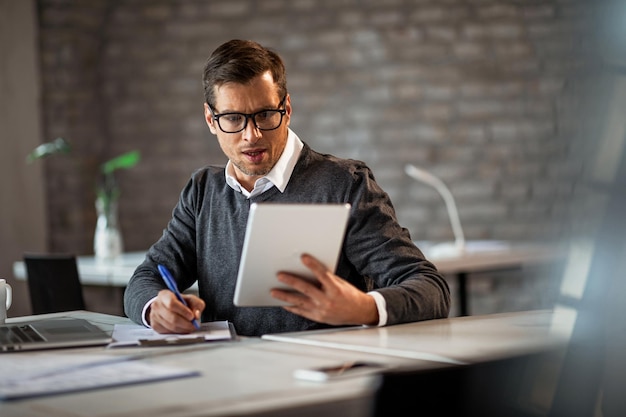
[233,203,351,307]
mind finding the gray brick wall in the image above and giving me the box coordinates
[35,0,602,314]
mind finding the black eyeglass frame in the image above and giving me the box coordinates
[208,95,288,134]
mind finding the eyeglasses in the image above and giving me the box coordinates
[209,95,287,134]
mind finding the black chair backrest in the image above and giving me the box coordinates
[23,253,86,315]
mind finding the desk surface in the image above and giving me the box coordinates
[419,240,563,275]
[0,310,569,417]
[263,309,571,364]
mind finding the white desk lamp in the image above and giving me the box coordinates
[405,164,466,258]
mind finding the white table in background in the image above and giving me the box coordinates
[13,241,565,315]
[419,240,565,316]
[12,251,147,287]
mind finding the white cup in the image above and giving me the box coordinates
[0,278,12,324]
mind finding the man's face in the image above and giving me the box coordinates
[204,71,291,191]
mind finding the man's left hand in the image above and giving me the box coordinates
[270,253,379,326]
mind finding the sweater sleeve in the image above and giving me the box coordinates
[343,164,451,324]
[124,172,202,325]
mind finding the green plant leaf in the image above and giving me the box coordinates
[101,150,141,174]
[26,137,71,163]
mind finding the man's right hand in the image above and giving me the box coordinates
[147,290,205,334]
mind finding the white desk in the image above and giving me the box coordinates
[13,241,564,315]
[263,309,571,364]
[0,310,569,417]
[12,251,147,287]
[419,240,562,275]
[419,240,565,316]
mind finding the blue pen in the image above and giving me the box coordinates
[157,264,201,330]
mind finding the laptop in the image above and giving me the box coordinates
[0,317,112,352]
[233,203,351,307]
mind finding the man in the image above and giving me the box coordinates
[124,39,450,337]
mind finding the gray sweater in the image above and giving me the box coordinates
[124,143,450,336]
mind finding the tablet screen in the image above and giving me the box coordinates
[233,203,351,307]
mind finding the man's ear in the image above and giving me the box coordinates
[284,94,292,127]
[204,103,218,135]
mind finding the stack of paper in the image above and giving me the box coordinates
[108,320,235,347]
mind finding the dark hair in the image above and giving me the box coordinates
[202,39,287,108]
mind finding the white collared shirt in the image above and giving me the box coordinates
[224,128,303,198]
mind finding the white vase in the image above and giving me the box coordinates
[94,197,123,261]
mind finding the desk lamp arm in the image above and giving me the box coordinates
[405,164,466,254]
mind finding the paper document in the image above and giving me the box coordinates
[109,320,234,347]
[0,353,198,400]
[1,353,130,383]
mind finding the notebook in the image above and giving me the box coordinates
[0,317,112,352]
[233,203,351,307]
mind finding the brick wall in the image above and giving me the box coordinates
[36,0,600,256]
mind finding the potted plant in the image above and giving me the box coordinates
[27,138,141,260]
[93,150,140,260]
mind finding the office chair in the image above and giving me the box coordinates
[23,253,86,314]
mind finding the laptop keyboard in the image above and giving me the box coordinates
[0,325,45,344]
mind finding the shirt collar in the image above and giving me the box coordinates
[225,128,303,196]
